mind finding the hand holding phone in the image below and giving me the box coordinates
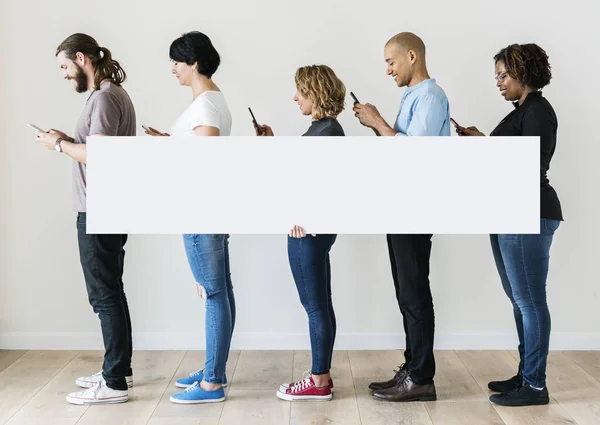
[350,91,360,104]
[143,125,169,136]
[450,118,467,135]
[28,123,47,133]
[248,107,263,135]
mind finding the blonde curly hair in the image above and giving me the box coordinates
[295,65,346,120]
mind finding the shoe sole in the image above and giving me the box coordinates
[276,390,332,401]
[66,396,128,405]
[372,394,437,402]
[169,396,225,404]
[490,398,549,407]
[175,382,228,389]
[76,379,133,389]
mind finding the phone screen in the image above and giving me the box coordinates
[28,124,46,132]
[248,108,262,135]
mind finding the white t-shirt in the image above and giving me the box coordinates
[171,90,232,136]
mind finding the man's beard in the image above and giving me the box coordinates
[72,63,89,93]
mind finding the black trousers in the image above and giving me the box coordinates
[387,234,435,384]
[77,213,133,390]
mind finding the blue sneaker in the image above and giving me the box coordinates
[175,368,228,388]
[170,382,225,404]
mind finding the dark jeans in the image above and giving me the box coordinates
[387,234,435,384]
[490,218,560,388]
[288,234,337,375]
[77,212,133,391]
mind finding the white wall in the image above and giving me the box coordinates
[1,0,598,350]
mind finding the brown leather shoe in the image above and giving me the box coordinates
[368,365,409,391]
[372,375,437,402]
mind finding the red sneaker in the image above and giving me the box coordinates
[279,371,334,393]
[276,375,332,401]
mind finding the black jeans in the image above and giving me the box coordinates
[77,213,133,390]
[387,234,435,384]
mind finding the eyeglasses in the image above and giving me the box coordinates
[494,72,509,82]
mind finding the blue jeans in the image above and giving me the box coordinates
[183,234,235,385]
[490,218,560,388]
[288,234,337,375]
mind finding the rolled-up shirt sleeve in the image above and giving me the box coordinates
[395,94,447,137]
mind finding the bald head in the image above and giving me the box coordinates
[386,32,426,60]
[383,32,430,87]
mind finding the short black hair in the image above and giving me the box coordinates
[494,43,552,90]
[169,31,220,78]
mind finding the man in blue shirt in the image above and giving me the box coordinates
[353,32,450,403]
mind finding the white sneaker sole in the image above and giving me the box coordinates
[66,395,128,405]
[169,395,225,404]
[276,390,332,401]
[175,381,227,389]
[76,377,133,389]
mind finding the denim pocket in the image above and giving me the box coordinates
[542,219,560,235]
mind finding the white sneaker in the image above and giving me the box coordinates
[66,380,128,405]
[76,371,133,388]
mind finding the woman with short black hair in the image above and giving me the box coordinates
[145,31,234,404]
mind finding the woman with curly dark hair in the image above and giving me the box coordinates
[459,43,563,407]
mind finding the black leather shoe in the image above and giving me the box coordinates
[368,365,408,391]
[488,374,522,393]
[372,375,437,402]
[489,383,549,406]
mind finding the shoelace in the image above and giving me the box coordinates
[189,369,204,378]
[289,370,311,388]
[505,384,529,396]
[80,380,102,398]
[393,363,406,374]
[185,382,200,393]
[290,375,312,393]
[299,370,311,381]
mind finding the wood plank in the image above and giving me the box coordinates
[0,351,79,424]
[5,350,104,425]
[0,351,27,374]
[150,350,240,423]
[75,351,185,425]
[229,350,293,391]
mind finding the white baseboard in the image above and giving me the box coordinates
[1,331,600,350]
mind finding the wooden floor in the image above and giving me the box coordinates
[1,349,599,425]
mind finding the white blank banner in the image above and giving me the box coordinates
[87,136,539,234]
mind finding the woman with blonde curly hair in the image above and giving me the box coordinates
[255,64,345,401]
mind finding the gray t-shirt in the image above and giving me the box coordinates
[73,81,136,212]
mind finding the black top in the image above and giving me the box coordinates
[490,91,563,221]
[303,117,345,136]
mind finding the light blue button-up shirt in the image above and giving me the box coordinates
[393,78,450,136]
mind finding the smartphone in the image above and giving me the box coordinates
[450,118,463,129]
[142,125,151,132]
[248,107,263,135]
[350,91,360,104]
[27,123,47,133]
